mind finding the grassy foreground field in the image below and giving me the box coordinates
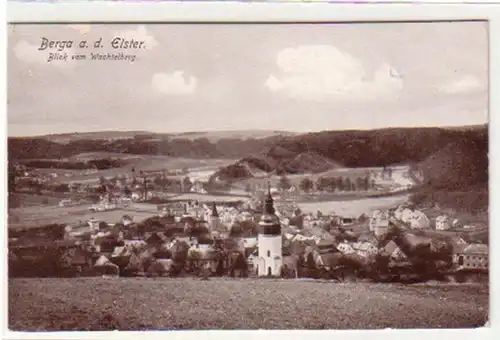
[9,278,488,331]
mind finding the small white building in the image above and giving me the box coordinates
[409,210,431,229]
[435,215,451,231]
[351,242,378,258]
[370,210,391,237]
[337,241,355,255]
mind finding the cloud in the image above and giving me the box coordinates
[438,75,484,95]
[13,40,76,68]
[113,25,158,50]
[152,71,197,95]
[68,24,92,35]
[265,45,403,102]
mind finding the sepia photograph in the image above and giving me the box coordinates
[6,20,489,331]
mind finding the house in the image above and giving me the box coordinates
[187,245,219,274]
[145,232,167,247]
[369,210,390,232]
[452,218,463,229]
[87,218,101,232]
[449,235,467,249]
[409,210,430,229]
[59,199,73,207]
[242,237,258,249]
[315,239,338,254]
[337,242,355,255]
[341,217,356,226]
[59,245,92,270]
[351,242,378,258]
[453,243,488,271]
[147,259,175,276]
[190,180,206,194]
[110,246,133,268]
[435,215,451,231]
[93,255,120,276]
[122,215,134,227]
[382,240,408,262]
[397,207,415,224]
[282,254,299,278]
[316,252,344,271]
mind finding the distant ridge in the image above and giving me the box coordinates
[19,129,299,144]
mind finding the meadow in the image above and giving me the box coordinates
[8,277,488,331]
[8,192,249,229]
[39,154,235,184]
[8,204,156,229]
[296,193,410,217]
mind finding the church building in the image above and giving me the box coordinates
[255,184,283,276]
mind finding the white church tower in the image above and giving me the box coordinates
[257,183,282,277]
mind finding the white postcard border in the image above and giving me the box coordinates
[2,2,499,340]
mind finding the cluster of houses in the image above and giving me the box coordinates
[368,206,488,273]
[9,187,489,280]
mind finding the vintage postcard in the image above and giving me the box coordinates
[6,19,489,331]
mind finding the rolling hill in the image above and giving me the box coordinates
[418,133,488,190]
[26,130,298,145]
[9,125,488,193]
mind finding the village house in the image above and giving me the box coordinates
[337,241,356,255]
[370,210,391,237]
[351,242,379,258]
[190,180,207,194]
[435,215,451,231]
[121,215,134,227]
[394,205,413,223]
[409,210,431,229]
[187,245,219,274]
[382,240,408,262]
[453,243,489,271]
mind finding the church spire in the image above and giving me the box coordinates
[264,181,275,215]
[211,202,219,218]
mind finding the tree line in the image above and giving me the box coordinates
[9,126,487,170]
[274,175,375,192]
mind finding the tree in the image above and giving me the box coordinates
[344,178,352,192]
[336,177,345,191]
[316,176,329,192]
[123,186,132,197]
[278,175,292,191]
[326,177,337,192]
[99,176,107,186]
[182,176,192,192]
[154,175,163,187]
[244,183,252,194]
[363,176,370,191]
[306,252,318,278]
[355,177,364,191]
[299,177,314,193]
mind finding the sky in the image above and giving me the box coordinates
[7,21,488,137]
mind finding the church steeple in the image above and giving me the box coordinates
[211,202,219,218]
[264,181,275,215]
[257,180,282,277]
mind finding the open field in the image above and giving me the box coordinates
[8,204,157,229]
[8,278,488,330]
[8,191,249,229]
[297,193,410,217]
[36,155,235,184]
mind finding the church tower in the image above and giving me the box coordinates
[257,182,282,276]
[209,202,221,230]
